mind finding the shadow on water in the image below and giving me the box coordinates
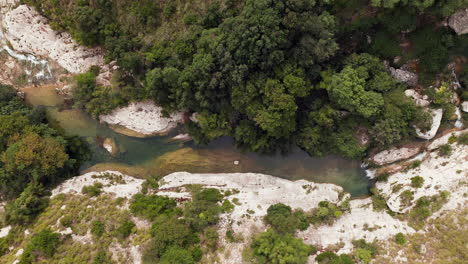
[22,85,371,197]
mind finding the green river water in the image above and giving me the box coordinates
[22,85,371,197]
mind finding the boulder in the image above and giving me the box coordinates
[415,109,443,140]
[371,147,421,166]
[462,101,468,113]
[103,138,119,156]
[449,8,468,35]
[404,89,430,107]
[390,68,418,86]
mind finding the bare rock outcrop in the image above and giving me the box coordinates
[2,5,105,74]
[415,108,443,140]
[404,89,430,107]
[462,101,468,112]
[376,144,468,214]
[99,101,184,135]
[449,8,468,35]
[371,146,421,166]
[390,68,418,86]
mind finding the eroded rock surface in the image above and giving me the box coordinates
[390,68,418,86]
[415,108,443,140]
[404,89,430,107]
[99,101,184,135]
[371,146,421,166]
[2,5,104,73]
[449,8,468,35]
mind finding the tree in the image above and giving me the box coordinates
[5,183,49,225]
[1,132,69,184]
[130,194,177,220]
[265,203,308,234]
[19,228,60,264]
[251,229,314,264]
[160,246,195,264]
[327,66,384,118]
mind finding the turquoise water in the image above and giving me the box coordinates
[24,86,371,197]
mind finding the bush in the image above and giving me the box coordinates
[458,134,468,145]
[60,215,73,228]
[265,203,310,234]
[395,232,406,245]
[251,229,314,264]
[19,229,60,264]
[117,220,136,238]
[5,183,49,225]
[130,194,177,220]
[439,144,452,156]
[82,182,103,197]
[160,246,194,264]
[93,250,111,264]
[410,176,424,188]
[315,251,354,264]
[91,220,105,237]
[310,201,347,225]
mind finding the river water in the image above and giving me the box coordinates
[21,85,371,197]
[3,40,370,197]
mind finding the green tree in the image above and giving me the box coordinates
[19,228,60,264]
[5,183,49,225]
[251,229,314,264]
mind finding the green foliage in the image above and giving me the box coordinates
[315,251,354,263]
[91,220,105,237]
[310,201,348,225]
[458,133,468,145]
[19,229,60,264]
[130,194,177,220]
[117,219,136,238]
[93,250,111,264]
[439,144,452,156]
[81,182,103,197]
[251,229,314,264]
[395,232,407,245]
[265,203,309,234]
[410,176,424,188]
[160,246,195,264]
[5,183,49,225]
[410,192,450,222]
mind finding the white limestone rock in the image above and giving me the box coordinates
[2,5,105,73]
[376,144,468,214]
[449,8,468,35]
[99,101,184,135]
[462,101,468,112]
[371,147,421,166]
[415,108,443,140]
[404,89,430,107]
[428,129,468,151]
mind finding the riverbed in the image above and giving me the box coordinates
[20,83,371,197]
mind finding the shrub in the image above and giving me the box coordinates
[439,144,452,156]
[130,194,177,220]
[221,199,234,213]
[395,232,406,245]
[60,215,73,228]
[19,229,60,263]
[400,190,414,205]
[93,250,111,264]
[315,251,354,264]
[5,183,49,225]
[410,176,424,188]
[310,201,347,225]
[265,203,309,234]
[117,220,136,238]
[91,220,105,237]
[251,229,314,264]
[354,248,372,263]
[160,246,194,264]
[82,182,103,197]
[458,133,468,145]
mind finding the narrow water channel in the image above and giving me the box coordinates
[21,84,371,197]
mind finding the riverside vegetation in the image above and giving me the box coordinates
[22,0,468,158]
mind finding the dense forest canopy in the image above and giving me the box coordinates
[21,0,468,159]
